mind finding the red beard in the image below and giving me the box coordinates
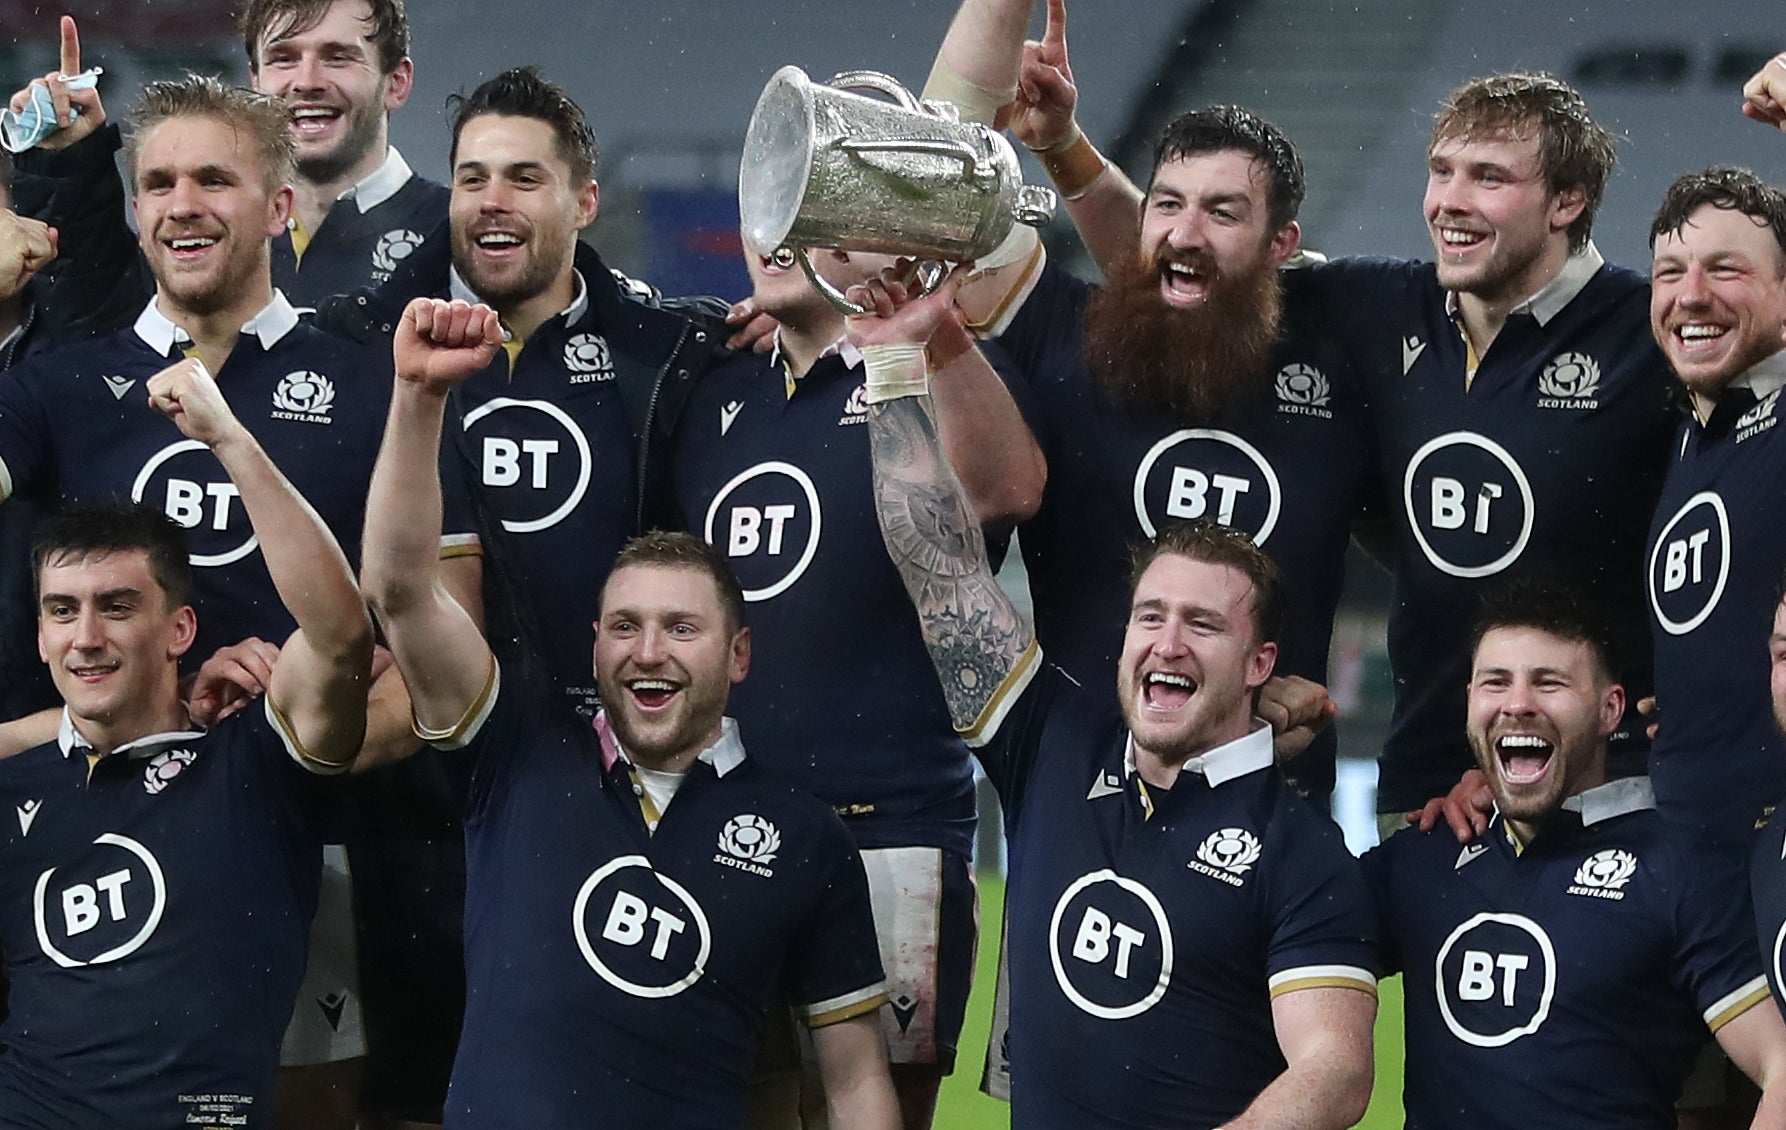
[1081,248,1284,421]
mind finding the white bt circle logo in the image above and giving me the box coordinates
[1048,870,1174,1020]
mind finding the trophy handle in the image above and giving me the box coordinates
[827,70,924,113]
[837,137,995,183]
[797,248,952,317]
[1015,184,1059,227]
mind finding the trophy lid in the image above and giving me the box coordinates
[739,65,816,258]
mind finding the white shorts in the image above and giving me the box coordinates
[279,844,366,1066]
[859,845,976,1067]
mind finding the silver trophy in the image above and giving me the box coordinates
[739,65,1057,314]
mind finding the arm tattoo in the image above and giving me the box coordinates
[869,395,1033,730]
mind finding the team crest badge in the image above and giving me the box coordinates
[1537,352,1601,409]
[564,333,616,383]
[1274,363,1332,418]
[1566,848,1636,900]
[371,229,425,275]
[143,749,197,795]
[1188,827,1262,886]
[714,814,780,877]
[271,371,336,422]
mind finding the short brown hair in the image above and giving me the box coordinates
[1650,166,1786,266]
[34,502,193,610]
[448,67,599,185]
[1129,519,1284,646]
[240,0,410,76]
[124,75,295,194]
[1432,72,1615,253]
[604,531,746,635]
[1470,579,1620,685]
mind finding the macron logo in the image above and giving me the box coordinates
[720,401,744,436]
[16,799,40,836]
[1402,336,1427,375]
[1455,843,1487,870]
[1086,770,1123,800]
[103,375,137,401]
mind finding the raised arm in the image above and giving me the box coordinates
[1221,987,1375,1130]
[360,299,505,737]
[146,358,372,769]
[854,272,1034,733]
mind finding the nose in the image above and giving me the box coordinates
[1164,212,1208,253]
[165,177,206,220]
[290,53,326,93]
[633,624,668,666]
[1676,263,1713,308]
[1500,677,1539,718]
[69,606,106,652]
[1152,618,1192,660]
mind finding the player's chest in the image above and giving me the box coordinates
[1647,418,1786,638]
[1,755,287,969]
[1408,848,1672,1042]
[1041,373,1359,556]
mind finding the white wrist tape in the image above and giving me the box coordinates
[860,342,929,404]
[922,56,1015,125]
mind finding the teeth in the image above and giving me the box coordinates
[477,233,522,247]
[1497,734,1550,750]
[1679,325,1725,340]
[628,679,676,692]
[1146,673,1193,688]
[169,238,216,250]
[1440,228,1482,245]
[1164,263,1198,278]
[292,107,337,119]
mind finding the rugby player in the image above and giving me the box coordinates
[854,270,1378,1128]
[670,243,1041,1127]
[1366,582,1786,1128]
[0,355,374,1127]
[359,294,899,1130]
[983,0,1675,833]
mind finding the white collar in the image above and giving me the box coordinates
[769,330,864,372]
[57,707,206,762]
[132,290,301,355]
[342,146,414,214]
[1728,349,1786,402]
[0,321,22,357]
[448,268,589,335]
[1123,720,1274,788]
[1444,241,1604,327]
[1560,776,1655,825]
[596,711,747,778]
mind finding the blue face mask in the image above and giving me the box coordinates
[1,68,103,154]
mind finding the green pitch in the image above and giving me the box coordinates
[933,873,1408,1129]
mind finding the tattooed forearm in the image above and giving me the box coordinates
[869,395,1033,730]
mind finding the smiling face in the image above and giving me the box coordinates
[132,114,290,319]
[1651,202,1786,405]
[1467,626,1623,829]
[1424,128,1582,305]
[1139,150,1296,311]
[594,563,749,770]
[449,113,597,318]
[1116,554,1276,764]
[38,549,195,748]
[252,0,409,185]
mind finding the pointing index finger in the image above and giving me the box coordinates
[59,16,80,81]
[1043,0,1067,49]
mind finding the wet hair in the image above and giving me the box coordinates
[240,0,410,75]
[447,66,598,184]
[123,74,296,193]
[1150,105,1304,232]
[604,531,746,635]
[1432,72,1615,253]
[1649,166,1786,266]
[1470,579,1620,683]
[1129,519,1284,646]
[32,501,193,610]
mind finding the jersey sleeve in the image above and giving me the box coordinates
[0,358,56,502]
[438,423,484,560]
[1357,837,1402,977]
[1263,806,1380,998]
[787,821,890,1029]
[1673,840,1771,1033]
[985,259,1089,389]
[961,644,1054,814]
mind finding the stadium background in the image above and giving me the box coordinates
[2,0,1782,1123]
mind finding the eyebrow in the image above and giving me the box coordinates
[40,586,143,606]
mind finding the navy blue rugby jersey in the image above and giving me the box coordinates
[1645,356,1786,841]
[992,259,1371,799]
[670,343,977,856]
[0,294,390,663]
[438,270,643,716]
[1366,779,1769,1130]
[1325,250,1674,812]
[430,665,887,1130]
[970,656,1377,1129]
[272,149,448,311]
[0,700,335,1130]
